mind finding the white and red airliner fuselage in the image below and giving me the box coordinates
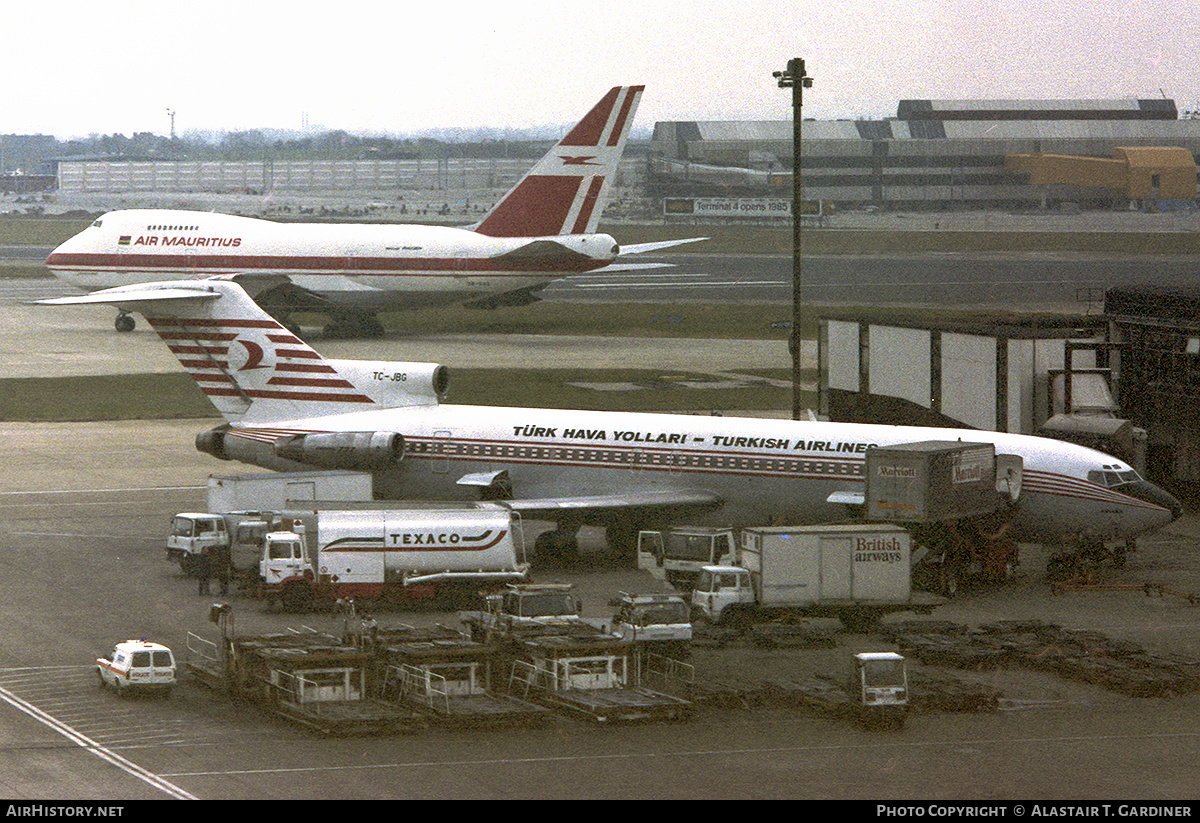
[46,209,620,311]
[46,86,657,326]
[208,405,1181,549]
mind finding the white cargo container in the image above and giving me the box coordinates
[206,470,374,514]
[691,524,943,631]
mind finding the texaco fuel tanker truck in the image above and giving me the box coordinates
[259,504,530,611]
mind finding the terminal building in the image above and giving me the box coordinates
[47,98,1200,214]
[649,98,1200,211]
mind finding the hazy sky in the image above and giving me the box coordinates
[5,0,1198,139]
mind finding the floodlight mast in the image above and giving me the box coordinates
[773,58,813,421]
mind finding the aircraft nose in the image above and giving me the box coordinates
[45,231,91,287]
[1121,480,1183,523]
[46,232,81,266]
[46,237,67,264]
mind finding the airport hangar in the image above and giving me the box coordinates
[648,97,1200,211]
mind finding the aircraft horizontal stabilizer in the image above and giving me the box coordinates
[593,262,675,273]
[36,285,221,308]
[619,237,708,255]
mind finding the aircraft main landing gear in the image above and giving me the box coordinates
[323,312,385,339]
[533,526,580,564]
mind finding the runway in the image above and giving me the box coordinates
[545,252,1200,311]
[7,246,1196,382]
[14,249,1200,311]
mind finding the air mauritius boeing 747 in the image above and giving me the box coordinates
[46,86,699,337]
[40,275,1181,567]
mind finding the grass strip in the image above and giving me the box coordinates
[0,368,810,422]
[367,302,800,339]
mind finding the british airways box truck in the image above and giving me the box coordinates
[690,523,943,632]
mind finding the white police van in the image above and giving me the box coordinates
[96,640,177,697]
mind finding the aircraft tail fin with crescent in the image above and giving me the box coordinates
[38,276,446,424]
[473,85,644,238]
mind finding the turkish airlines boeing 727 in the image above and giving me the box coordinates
[46,86,698,337]
[41,275,1181,570]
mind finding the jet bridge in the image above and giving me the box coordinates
[819,316,1145,470]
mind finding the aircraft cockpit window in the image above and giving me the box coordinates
[1088,469,1142,487]
[91,219,102,228]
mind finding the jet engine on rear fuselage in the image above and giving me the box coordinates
[272,431,405,471]
[195,427,408,473]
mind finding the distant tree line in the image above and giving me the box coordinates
[0,128,559,174]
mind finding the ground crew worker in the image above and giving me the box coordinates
[210,543,232,596]
[195,547,212,596]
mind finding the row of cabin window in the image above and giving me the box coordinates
[410,440,860,474]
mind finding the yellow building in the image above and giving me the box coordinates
[1006,147,1197,200]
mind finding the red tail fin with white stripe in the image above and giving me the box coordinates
[473,85,643,238]
[39,276,446,424]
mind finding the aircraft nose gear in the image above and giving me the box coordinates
[1046,533,1134,581]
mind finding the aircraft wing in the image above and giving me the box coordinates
[619,237,708,255]
[487,487,724,526]
[504,488,723,520]
[456,469,722,524]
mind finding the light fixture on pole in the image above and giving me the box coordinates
[773,58,812,421]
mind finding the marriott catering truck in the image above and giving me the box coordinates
[690,524,944,631]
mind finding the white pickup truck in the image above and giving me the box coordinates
[96,640,177,697]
